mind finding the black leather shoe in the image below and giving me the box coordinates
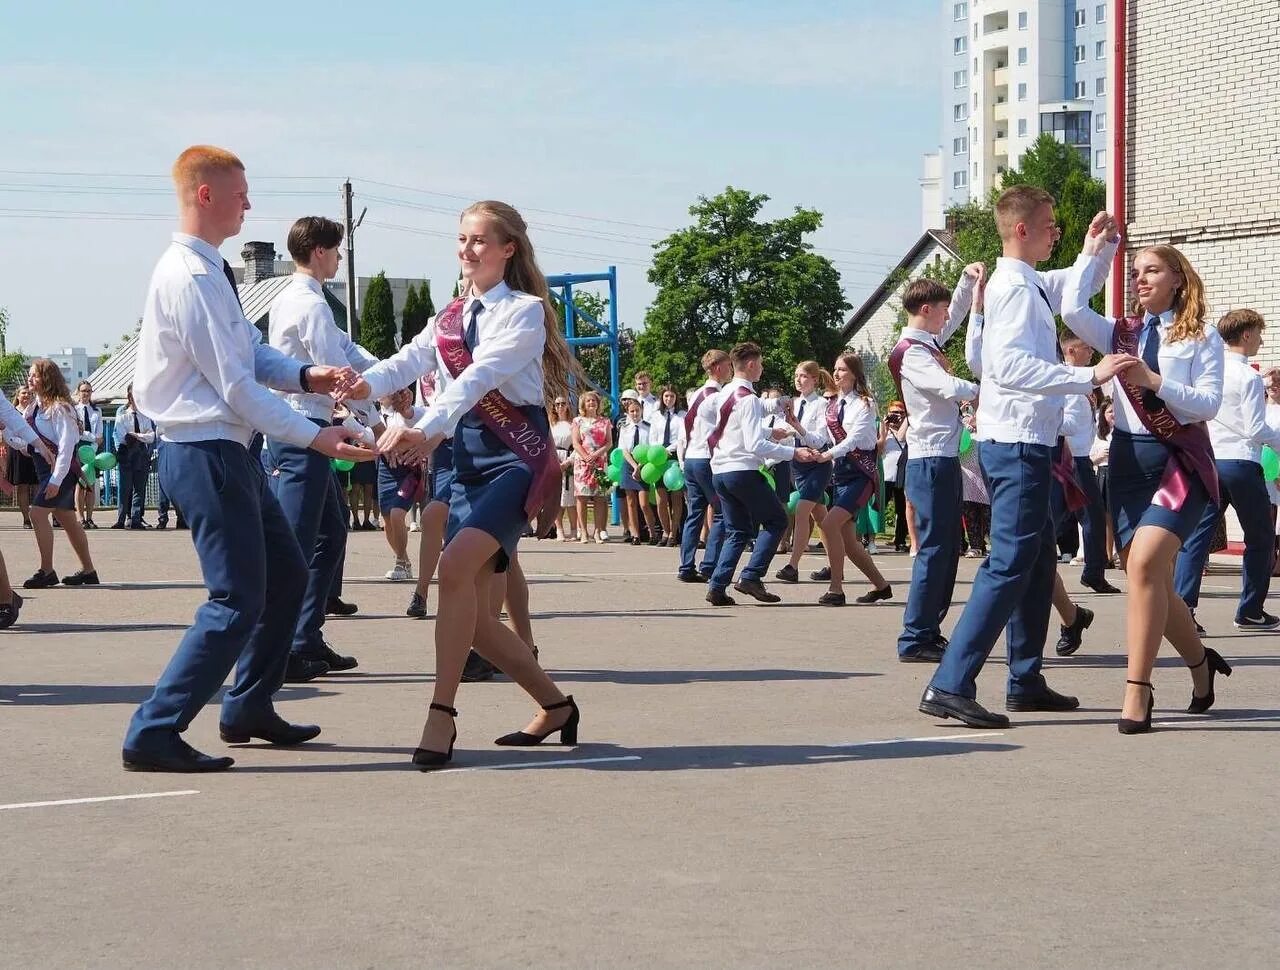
[1054,605,1094,656]
[219,715,321,745]
[809,566,831,582]
[23,569,58,589]
[676,570,706,583]
[110,522,125,530]
[1082,578,1121,594]
[62,569,100,586]
[325,597,358,616]
[1006,685,1080,712]
[899,643,946,663]
[156,521,168,530]
[406,592,426,617]
[734,579,780,603]
[284,655,330,683]
[934,634,950,651]
[855,584,893,604]
[461,650,496,682]
[0,592,24,630]
[774,564,799,583]
[818,591,846,607]
[706,588,736,607]
[123,740,234,773]
[918,686,1010,728]
[312,642,358,672]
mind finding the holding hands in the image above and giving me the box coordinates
[1093,353,1140,386]
[378,426,444,466]
[794,447,823,463]
[309,425,377,463]
[1082,211,1122,256]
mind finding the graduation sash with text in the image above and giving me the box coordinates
[826,396,878,508]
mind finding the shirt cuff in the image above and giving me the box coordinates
[298,366,313,393]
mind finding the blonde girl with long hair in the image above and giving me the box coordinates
[775,359,837,582]
[1064,218,1228,733]
[347,200,587,767]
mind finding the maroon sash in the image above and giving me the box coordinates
[27,407,91,489]
[1113,315,1220,508]
[706,385,754,453]
[827,396,878,507]
[434,298,556,518]
[1052,438,1088,512]
[684,383,717,439]
[886,336,952,403]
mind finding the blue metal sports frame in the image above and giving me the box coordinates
[546,266,620,417]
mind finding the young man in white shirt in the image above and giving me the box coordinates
[123,145,371,773]
[111,384,156,530]
[677,349,732,582]
[921,187,1134,728]
[266,215,380,680]
[74,380,103,529]
[632,371,660,424]
[1174,309,1280,630]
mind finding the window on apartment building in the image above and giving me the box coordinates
[1017,47,1028,65]
[1096,3,1106,22]
[1096,76,1106,95]
[954,102,968,121]
[1017,82,1027,101]
[1096,111,1106,132]
[1074,45,1085,63]
[973,162,978,177]
[1018,11,1028,29]
[1018,119,1028,137]
[1074,80,1087,98]
[954,69,967,88]
[1096,40,1105,59]
[954,2,967,20]
[974,56,978,72]
[1095,149,1107,169]
[954,35,967,54]
[973,92,978,108]
[954,136,968,155]
[1075,9,1086,27]
[954,170,968,189]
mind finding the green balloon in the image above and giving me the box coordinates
[609,447,625,467]
[662,465,685,490]
[93,451,117,471]
[648,485,659,505]
[639,462,662,486]
[77,443,96,465]
[605,463,623,483]
[332,458,356,472]
[759,466,776,490]
[650,448,670,471]
[81,462,96,482]
[1263,446,1280,483]
[958,427,973,455]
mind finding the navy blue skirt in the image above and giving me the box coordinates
[31,453,78,510]
[377,458,418,514]
[350,456,377,485]
[620,457,645,491]
[428,439,455,505]
[793,460,833,503]
[831,460,873,515]
[447,406,548,572]
[1108,430,1209,550]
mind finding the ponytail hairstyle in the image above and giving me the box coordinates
[833,351,874,404]
[460,200,588,410]
[1131,244,1207,344]
[796,359,837,395]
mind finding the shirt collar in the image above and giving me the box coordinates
[470,280,512,311]
[901,325,939,344]
[291,272,324,295]
[1145,308,1175,328]
[1225,350,1248,364]
[995,256,1045,287]
[172,232,224,269]
[729,377,754,392]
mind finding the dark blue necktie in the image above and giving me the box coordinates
[221,260,244,312]
[662,413,671,447]
[465,300,483,352]
[837,398,846,428]
[1141,315,1165,410]
[797,399,806,421]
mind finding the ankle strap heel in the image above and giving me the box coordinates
[413,704,459,771]
[1118,680,1154,735]
[495,695,580,748]
[429,703,458,717]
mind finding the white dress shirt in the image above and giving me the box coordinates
[639,393,659,424]
[701,378,795,474]
[1089,433,1111,468]
[28,399,78,486]
[1060,393,1096,458]
[112,406,157,450]
[269,273,380,422]
[1063,250,1224,435]
[898,325,979,458]
[789,392,829,449]
[974,244,1114,445]
[357,281,545,441]
[648,409,685,453]
[680,379,723,461]
[1266,401,1280,506]
[75,403,104,447]
[619,417,651,457]
[0,396,40,451]
[135,233,319,449]
[818,393,878,459]
[965,311,985,377]
[1208,351,1280,463]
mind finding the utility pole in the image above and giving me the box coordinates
[343,180,358,341]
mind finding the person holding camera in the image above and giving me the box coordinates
[882,403,909,552]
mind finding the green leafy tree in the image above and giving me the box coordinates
[400,280,434,348]
[634,187,849,391]
[360,271,397,359]
[0,306,28,392]
[418,280,436,322]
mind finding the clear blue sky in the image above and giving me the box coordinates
[0,0,942,358]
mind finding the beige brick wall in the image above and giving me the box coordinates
[1126,0,1280,369]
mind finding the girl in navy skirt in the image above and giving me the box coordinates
[619,396,657,545]
[0,391,55,626]
[1063,216,1228,733]
[812,353,892,606]
[349,200,585,768]
[22,359,100,588]
[775,361,836,582]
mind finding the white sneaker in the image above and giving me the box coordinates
[1058,552,1073,564]
[385,561,412,581]
[408,521,421,533]
[966,549,984,559]
[866,540,880,555]
[598,529,609,543]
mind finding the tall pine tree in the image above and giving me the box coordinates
[401,280,434,347]
[360,271,397,359]
[400,283,419,349]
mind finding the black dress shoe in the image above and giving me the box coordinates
[774,563,799,583]
[809,566,831,582]
[0,591,24,630]
[23,569,58,589]
[934,634,950,650]
[325,596,358,616]
[62,569,100,586]
[734,579,780,603]
[1006,684,1079,711]
[1055,604,1094,656]
[854,584,893,604]
[461,650,496,682]
[123,740,234,773]
[406,592,426,618]
[284,655,330,683]
[311,642,358,672]
[110,522,125,530]
[706,588,737,606]
[156,521,168,530]
[1082,578,1121,594]
[219,715,322,745]
[899,643,946,663]
[918,686,1011,728]
[676,570,706,583]
[818,591,846,607]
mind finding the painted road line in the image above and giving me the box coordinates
[438,755,642,773]
[0,790,200,812]
[830,732,1006,748]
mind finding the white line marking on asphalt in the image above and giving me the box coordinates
[438,755,642,773]
[1152,714,1277,728]
[0,790,199,812]
[829,732,1005,748]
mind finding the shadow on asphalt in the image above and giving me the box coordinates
[14,621,189,635]
[544,668,879,684]
[0,684,333,705]
[1045,653,1280,668]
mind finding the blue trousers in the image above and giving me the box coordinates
[267,425,348,657]
[115,456,148,527]
[679,458,724,575]
[1049,457,1108,584]
[929,442,1055,699]
[1175,459,1275,620]
[897,457,961,655]
[710,469,788,589]
[124,440,308,753]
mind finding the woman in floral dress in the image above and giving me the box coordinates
[571,390,613,543]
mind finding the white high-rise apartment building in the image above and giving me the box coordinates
[938,1,1109,210]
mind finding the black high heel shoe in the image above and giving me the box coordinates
[411,703,458,770]
[1117,680,1154,735]
[1186,647,1232,714]
[494,695,579,746]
